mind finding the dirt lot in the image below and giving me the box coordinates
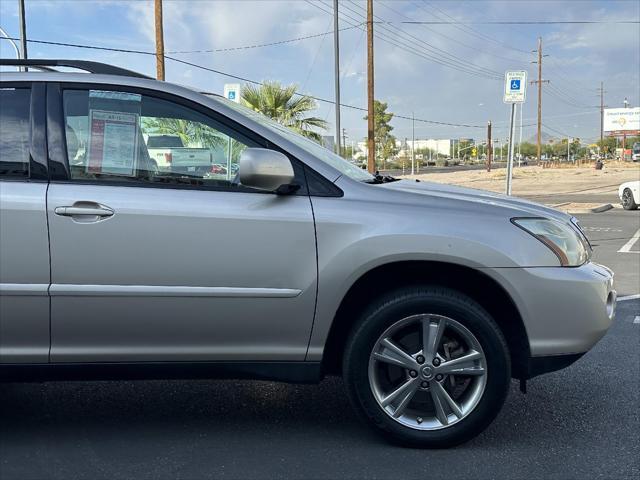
[401,162,640,207]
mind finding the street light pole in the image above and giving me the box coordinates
[333,0,341,156]
[411,112,415,175]
[0,26,20,62]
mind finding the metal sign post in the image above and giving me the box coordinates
[223,84,241,181]
[503,71,527,195]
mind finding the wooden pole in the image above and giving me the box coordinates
[155,0,165,81]
[366,0,375,173]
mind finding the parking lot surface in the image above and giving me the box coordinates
[1,209,638,480]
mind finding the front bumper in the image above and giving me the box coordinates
[493,262,615,358]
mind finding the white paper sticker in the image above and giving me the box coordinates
[86,110,139,176]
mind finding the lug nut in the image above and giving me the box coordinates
[409,370,418,378]
[416,355,425,364]
[436,374,444,381]
[417,417,423,424]
[421,381,429,388]
[433,358,441,366]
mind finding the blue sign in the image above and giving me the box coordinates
[510,79,521,91]
[228,91,236,100]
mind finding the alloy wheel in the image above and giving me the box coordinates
[368,314,487,430]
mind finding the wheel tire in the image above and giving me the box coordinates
[622,188,638,210]
[343,286,511,448]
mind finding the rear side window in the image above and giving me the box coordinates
[0,88,30,178]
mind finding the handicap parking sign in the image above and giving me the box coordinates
[504,71,527,103]
[224,83,241,103]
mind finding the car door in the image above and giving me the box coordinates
[0,82,50,363]
[46,83,317,363]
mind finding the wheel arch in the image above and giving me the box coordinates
[321,261,531,379]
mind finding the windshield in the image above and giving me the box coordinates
[210,95,375,182]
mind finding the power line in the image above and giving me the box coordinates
[0,35,488,129]
[542,123,571,137]
[398,20,639,25]
[307,0,502,80]
[165,24,363,54]
[415,1,531,55]
[342,0,504,78]
[377,0,526,65]
[343,0,504,78]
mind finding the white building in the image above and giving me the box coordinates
[356,139,453,159]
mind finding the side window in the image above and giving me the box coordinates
[62,89,252,189]
[0,88,30,179]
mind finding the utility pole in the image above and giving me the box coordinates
[366,0,375,173]
[531,37,549,163]
[411,112,415,175]
[154,0,165,81]
[333,0,342,156]
[486,121,492,172]
[18,0,27,71]
[598,81,605,158]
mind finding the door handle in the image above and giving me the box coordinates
[54,204,114,218]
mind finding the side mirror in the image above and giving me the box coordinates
[239,148,295,192]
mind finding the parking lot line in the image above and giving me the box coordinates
[634,316,640,325]
[618,228,640,253]
[618,294,640,302]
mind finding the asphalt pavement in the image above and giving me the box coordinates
[1,210,638,480]
[576,208,640,296]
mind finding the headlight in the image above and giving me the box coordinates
[512,217,590,267]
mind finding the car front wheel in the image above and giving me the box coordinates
[343,286,510,448]
[622,188,638,210]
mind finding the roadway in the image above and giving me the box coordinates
[0,211,638,480]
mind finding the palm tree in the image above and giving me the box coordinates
[241,81,328,142]
[142,117,224,149]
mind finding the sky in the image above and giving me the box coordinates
[1,0,639,145]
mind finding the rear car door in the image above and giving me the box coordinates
[45,83,318,363]
[0,82,50,363]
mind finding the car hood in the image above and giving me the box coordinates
[376,179,571,222]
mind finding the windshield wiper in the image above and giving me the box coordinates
[363,173,401,184]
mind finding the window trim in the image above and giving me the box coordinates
[0,81,47,182]
[46,82,318,196]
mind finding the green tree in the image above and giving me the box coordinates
[142,117,224,148]
[519,142,537,158]
[364,100,397,167]
[596,137,617,156]
[241,81,327,142]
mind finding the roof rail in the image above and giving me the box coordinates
[0,59,152,79]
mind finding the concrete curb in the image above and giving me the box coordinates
[564,203,614,214]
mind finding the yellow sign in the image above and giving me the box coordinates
[472,148,477,156]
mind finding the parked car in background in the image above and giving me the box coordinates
[146,134,213,176]
[0,59,616,448]
[632,142,640,162]
[209,163,227,175]
[619,180,640,210]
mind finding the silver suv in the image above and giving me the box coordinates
[0,60,616,447]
